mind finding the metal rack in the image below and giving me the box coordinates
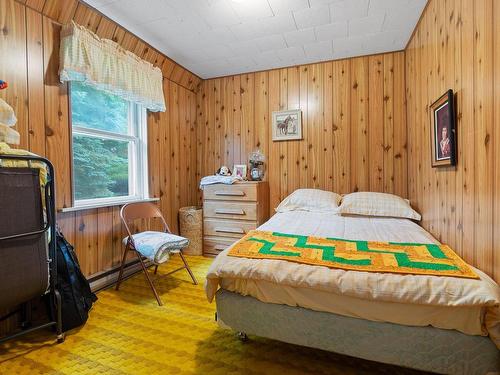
[0,154,64,344]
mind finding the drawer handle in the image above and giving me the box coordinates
[215,208,245,215]
[215,227,245,234]
[215,190,246,197]
[214,245,227,251]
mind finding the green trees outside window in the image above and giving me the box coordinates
[71,82,133,201]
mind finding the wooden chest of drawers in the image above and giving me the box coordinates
[203,181,269,256]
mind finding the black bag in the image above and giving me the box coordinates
[55,229,97,332]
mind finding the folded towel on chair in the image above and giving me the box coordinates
[123,231,189,264]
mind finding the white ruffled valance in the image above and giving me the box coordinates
[59,21,166,112]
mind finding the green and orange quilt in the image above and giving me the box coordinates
[228,230,478,279]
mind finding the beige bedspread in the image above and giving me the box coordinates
[205,211,500,349]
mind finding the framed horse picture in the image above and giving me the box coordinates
[272,109,302,141]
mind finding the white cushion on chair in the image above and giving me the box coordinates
[123,231,189,264]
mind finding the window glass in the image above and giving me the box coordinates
[72,134,130,200]
[70,82,147,206]
[71,82,129,135]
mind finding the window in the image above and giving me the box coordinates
[70,82,148,207]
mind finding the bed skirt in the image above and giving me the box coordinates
[215,289,500,375]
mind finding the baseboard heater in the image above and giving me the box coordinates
[89,259,154,292]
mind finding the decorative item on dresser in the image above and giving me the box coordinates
[203,181,269,257]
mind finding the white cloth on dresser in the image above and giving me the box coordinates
[199,175,242,189]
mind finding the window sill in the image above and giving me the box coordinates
[59,197,160,213]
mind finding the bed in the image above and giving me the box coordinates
[205,192,500,375]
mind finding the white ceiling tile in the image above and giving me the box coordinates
[230,21,268,40]
[226,55,256,67]
[84,0,117,7]
[369,0,414,11]
[230,0,274,19]
[204,43,233,56]
[254,34,287,52]
[167,0,208,11]
[136,19,208,41]
[267,0,309,14]
[348,14,385,36]
[259,14,297,35]
[333,36,365,53]
[88,0,427,78]
[194,1,241,27]
[315,21,348,41]
[303,40,333,58]
[275,46,306,61]
[227,39,261,56]
[202,27,238,44]
[188,44,233,61]
[284,28,316,47]
[188,58,230,72]
[293,6,331,29]
[161,35,206,51]
[182,49,218,62]
[332,48,367,60]
[98,0,180,26]
[309,0,343,6]
[252,50,280,65]
[330,0,369,21]
[366,30,409,50]
[382,4,425,31]
[230,14,296,41]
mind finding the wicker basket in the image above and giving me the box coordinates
[179,206,203,256]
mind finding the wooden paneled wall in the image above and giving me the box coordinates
[196,52,407,213]
[405,0,499,282]
[0,0,199,281]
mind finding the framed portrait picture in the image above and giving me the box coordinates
[430,90,456,167]
[232,164,247,179]
[272,109,302,141]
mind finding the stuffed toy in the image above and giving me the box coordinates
[216,166,231,176]
[0,80,7,90]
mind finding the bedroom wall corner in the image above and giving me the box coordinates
[405,0,499,283]
[196,52,408,214]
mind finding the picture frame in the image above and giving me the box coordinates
[272,109,302,141]
[232,164,247,179]
[430,89,456,167]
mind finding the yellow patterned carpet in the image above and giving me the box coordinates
[0,256,425,374]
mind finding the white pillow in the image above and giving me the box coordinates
[339,192,421,221]
[276,189,341,213]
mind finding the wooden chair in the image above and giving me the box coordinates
[115,202,197,306]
